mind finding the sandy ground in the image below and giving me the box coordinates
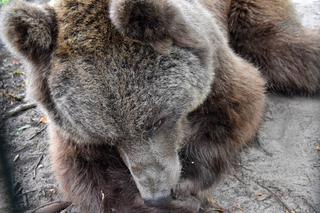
[0,0,319,213]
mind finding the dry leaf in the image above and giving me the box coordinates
[39,116,49,124]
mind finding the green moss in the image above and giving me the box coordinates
[0,0,10,5]
[13,69,25,77]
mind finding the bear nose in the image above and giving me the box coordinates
[144,195,172,207]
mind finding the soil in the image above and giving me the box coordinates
[0,1,319,212]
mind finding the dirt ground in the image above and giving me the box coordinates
[0,0,319,213]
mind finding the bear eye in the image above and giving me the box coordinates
[154,118,166,130]
[147,117,166,133]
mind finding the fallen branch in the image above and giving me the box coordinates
[233,174,292,213]
[25,201,72,213]
[253,180,292,212]
[4,103,37,118]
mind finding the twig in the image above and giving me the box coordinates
[28,126,47,140]
[23,193,29,209]
[19,190,37,196]
[233,175,248,185]
[25,201,72,213]
[4,103,37,118]
[236,163,254,173]
[5,93,25,101]
[200,197,225,213]
[33,154,44,178]
[233,174,292,212]
[253,180,292,212]
[15,145,29,152]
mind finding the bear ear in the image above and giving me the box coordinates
[109,0,174,44]
[0,1,58,64]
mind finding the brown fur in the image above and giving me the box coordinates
[178,47,265,194]
[1,0,319,212]
[198,0,320,95]
[227,0,320,95]
[50,126,201,213]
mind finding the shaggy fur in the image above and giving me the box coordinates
[50,127,201,213]
[0,0,318,212]
[228,0,320,95]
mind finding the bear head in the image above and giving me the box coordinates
[0,0,219,204]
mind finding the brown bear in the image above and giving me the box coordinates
[0,0,319,212]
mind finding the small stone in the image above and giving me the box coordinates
[255,192,269,201]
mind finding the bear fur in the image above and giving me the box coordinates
[0,0,319,212]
